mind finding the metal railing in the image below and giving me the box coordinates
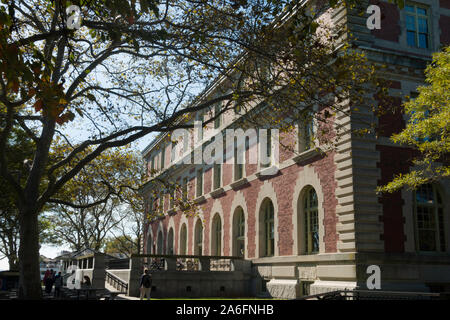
[300,289,447,300]
[132,254,244,272]
[105,270,128,293]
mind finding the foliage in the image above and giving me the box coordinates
[46,146,144,251]
[378,46,450,192]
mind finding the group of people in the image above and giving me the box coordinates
[42,269,63,297]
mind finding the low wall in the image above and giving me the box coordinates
[134,271,251,298]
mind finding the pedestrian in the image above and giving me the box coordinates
[54,272,63,298]
[140,269,152,300]
[82,275,91,287]
[44,269,54,294]
[43,268,50,286]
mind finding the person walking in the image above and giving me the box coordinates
[44,269,54,294]
[140,269,152,300]
[53,272,63,298]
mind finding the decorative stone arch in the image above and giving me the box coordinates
[291,165,325,255]
[403,180,450,253]
[229,191,249,258]
[166,217,176,255]
[209,200,225,256]
[255,181,279,258]
[192,211,205,255]
[178,214,189,255]
[156,221,165,254]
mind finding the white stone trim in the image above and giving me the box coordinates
[146,223,154,254]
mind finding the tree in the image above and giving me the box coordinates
[379,46,450,193]
[46,147,144,251]
[0,0,389,299]
[104,235,138,257]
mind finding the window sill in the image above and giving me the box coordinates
[230,177,249,190]
[210,187,225,198]
[293,148,323,165]
[256,165,279,179]
[193,195,206,204]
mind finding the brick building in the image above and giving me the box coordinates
[139,0,450,298]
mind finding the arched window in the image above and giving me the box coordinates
[147,232,153,254]
[304,187,319,254]
[414,184,446,252]
[157,231,164,254]
[180,224,187,255]
[194,219,203,255]
[167,228,174,255]
[211,214,222,256]
[260,199,274,257]
[233,207,245,257]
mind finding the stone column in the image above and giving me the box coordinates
[165,258,177,271]
[92,254,105,289]
[128,257,143,297]
[199,257,210,271]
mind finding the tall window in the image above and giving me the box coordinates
[197,113,204,142]
[234,138,244,180]
[212,214,222,255]
[213,164,221,190]
[405,3,430,49]
[167,228,174,254]
[180,224,187,255]
[299,115,314,152]
[161,146,165,169]
[260,129,272,168]
[304,187,319,254]
[196,169,203,197]
[150,157,155,176]
[194,220,203,255]
[214,104,222,129]
[233,207,245,257]
[414,184,446,252]
[261,199,274,257]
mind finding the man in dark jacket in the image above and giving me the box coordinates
[140,269,152,300]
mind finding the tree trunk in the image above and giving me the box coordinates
[18,206,42,299]
[8,256,18,271]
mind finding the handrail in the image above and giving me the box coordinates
[105,270,128,293]
[300,289,443,300]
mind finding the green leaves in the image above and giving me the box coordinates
[379,46,450,193]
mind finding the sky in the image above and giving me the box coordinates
[0,244,73,271]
